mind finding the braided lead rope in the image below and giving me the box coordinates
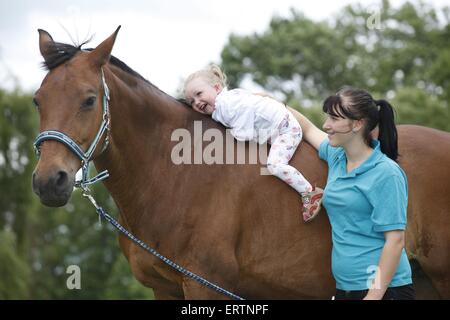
[82,191,244,300]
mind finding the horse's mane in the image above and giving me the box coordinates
[41,40,151,85]
[41,40,193,110]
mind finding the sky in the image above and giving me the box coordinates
[0,0,448,96]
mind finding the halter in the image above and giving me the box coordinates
[33,69,110,189]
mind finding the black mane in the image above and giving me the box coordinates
[42,41,150,84]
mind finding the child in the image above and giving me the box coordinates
[183,64,323,222]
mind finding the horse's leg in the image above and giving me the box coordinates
[427,225,450,298]
[129,265,184,300]
[418,261,450,298]
[123,244,184,300]
[419,248,450,299]
[182,276,237,300]
[116,215,186,299]
[181,254,240,300]
[181,262,240,300]
[405,173,450,300]
[153,288,184,300]
[410,214,450,299]
[409,259,441,299]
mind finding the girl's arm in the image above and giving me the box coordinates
[286,106,328,150]
[364,230,406,300]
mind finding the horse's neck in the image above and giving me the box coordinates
[93,66,189,227]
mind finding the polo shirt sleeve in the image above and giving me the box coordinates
[368,176,408,232]
[319,139,341,165]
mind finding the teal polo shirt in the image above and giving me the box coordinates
[319,139,412,290]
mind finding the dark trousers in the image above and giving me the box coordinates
[335,284,415,300]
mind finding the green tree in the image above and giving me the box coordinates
[220,0,450,131]
[0,88,37,298]
[393,86,450,130]
[0,230,30,299]
[0,89,38,254]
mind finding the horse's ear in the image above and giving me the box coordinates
[88,26,121,68]
[38,29,55,62]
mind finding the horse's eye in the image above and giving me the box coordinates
[32,98,39,108]
[82,96,96,108]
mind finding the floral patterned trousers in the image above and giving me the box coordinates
[267,111,312,194]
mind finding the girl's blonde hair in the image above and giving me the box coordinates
[183,64,228,98]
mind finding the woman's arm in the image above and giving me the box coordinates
[286,106,328,150]
[364,230,406,300]
[252,92,327,149]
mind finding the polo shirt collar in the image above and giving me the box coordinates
[340,140,384,177]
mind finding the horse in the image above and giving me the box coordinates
[32,27,450,299]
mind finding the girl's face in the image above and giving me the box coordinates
[322,114,360,147]
[184,77,222,115]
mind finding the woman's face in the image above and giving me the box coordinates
[184,77,221,115]
[322,114,358,147]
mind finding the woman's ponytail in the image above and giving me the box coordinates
[376,99,398,162]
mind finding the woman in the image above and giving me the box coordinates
[296,86,415,300]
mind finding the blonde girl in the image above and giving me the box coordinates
[183,65,323,222]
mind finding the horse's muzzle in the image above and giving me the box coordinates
[32,169,74,207]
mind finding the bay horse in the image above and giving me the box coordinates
[32,27,450,299]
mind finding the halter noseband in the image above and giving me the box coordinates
[33,69,110,189]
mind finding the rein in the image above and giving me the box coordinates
[33,69,244,300]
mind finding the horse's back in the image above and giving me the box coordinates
[397,125,450,298]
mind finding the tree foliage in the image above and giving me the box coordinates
[220,0,450,131]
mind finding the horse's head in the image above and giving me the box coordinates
[32,27,120,207]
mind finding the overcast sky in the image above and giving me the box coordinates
[0,0,448,96]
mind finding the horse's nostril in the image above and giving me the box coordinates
[32,172,39,194]
[55,170,68,188]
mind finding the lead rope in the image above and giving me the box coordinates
[81,187,244,300]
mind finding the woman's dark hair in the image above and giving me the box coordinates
[322,86,398,161]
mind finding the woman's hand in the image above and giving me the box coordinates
[363,292,384,300]
[363,230,406,300]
